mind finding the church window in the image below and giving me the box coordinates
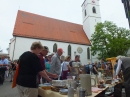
[53,43,57,53]
[87,47,90,59]
[92,7,96,13]
[85,9,87,17]
[68,45,71,57]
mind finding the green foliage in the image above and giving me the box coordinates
[90,21,130,59]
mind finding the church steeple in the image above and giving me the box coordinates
[81,0,101,39]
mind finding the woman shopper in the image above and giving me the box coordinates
[45,54,52,72]
[92,61,99,84]
[10,60,17,82]
[16,42,52,97]
[61,55,71,80]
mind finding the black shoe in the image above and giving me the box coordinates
[10,80,12,82]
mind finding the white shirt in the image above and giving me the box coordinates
[116,59,122,76]
[59,61,69,77]
[62,61,69,71]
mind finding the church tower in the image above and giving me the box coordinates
[81,0,101,39]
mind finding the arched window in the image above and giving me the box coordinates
[68,45,71,57]
[85,9,87,16]
[92,7,96,13]
[87,47,90,59]
[53,43,57,53]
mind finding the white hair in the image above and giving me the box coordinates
[116,55,125,60]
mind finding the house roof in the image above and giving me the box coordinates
[13,10,91,45]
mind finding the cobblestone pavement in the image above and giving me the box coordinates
[0,77,19,97]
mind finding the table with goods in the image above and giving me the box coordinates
[38,74,109,97]
[38,62,123,97]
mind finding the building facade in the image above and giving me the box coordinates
[122,0,130,27]
[9,37,92,65]
[9,0,102,64]
[81,0,101,61]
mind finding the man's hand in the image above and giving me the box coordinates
[46,78,52,82]
[114,75,117,79]
[52,74,58,79]
[52,74,58,78]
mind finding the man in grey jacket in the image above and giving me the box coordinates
[115,57,130,97]
[50,48,64,79]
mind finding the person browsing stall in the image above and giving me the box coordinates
[0,56,9,78]
[61,55,71,80]
[38,46,58,83]
[16,42,52,97]
[114,57,130,97]
[45,53,52,72]
[50,48,64,79]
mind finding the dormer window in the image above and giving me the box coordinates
[85,9,87,16]
[92,7,96,13]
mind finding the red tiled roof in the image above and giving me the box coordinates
[13,10,91,45]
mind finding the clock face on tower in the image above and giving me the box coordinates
[92,0,95,3]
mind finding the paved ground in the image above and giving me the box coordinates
[0,77,19,97]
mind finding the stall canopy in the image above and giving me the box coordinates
[106,57,117,72]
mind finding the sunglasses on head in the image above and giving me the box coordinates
[44,46,48,50]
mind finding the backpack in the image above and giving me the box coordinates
[92,65,98,74]
[86,64,90,74]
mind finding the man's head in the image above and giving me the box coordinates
[1,56,5,60]
[57,48,64,56]
[47,55,52,61]
[41,46,50,56]
[101,59,105,63]
[75,55,80,62]
[30,41,44,54]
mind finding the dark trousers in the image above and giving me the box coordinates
[123,67,130,97]
[62,70,68,80]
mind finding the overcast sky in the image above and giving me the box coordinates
[0,0,129,53]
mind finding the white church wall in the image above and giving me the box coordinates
[81,0,102,62]
[85,5,101,18]
[89,17,101,36]
[9,37,15,61]
[82,2,101,39]
[83,19,91,39]
[85,0,99,6]
[11,37,91,65]
[83,17,101,40]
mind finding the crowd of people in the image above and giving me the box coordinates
[0,41,130,97]
[3,42,79,97]
[85,59,114,77]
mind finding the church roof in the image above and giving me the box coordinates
[13,10,91,45]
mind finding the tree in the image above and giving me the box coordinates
[90,21,130,59]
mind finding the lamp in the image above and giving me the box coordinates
[74,51,76,56]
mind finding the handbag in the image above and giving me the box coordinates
[12,60,20,88]
[9,64,16,74]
